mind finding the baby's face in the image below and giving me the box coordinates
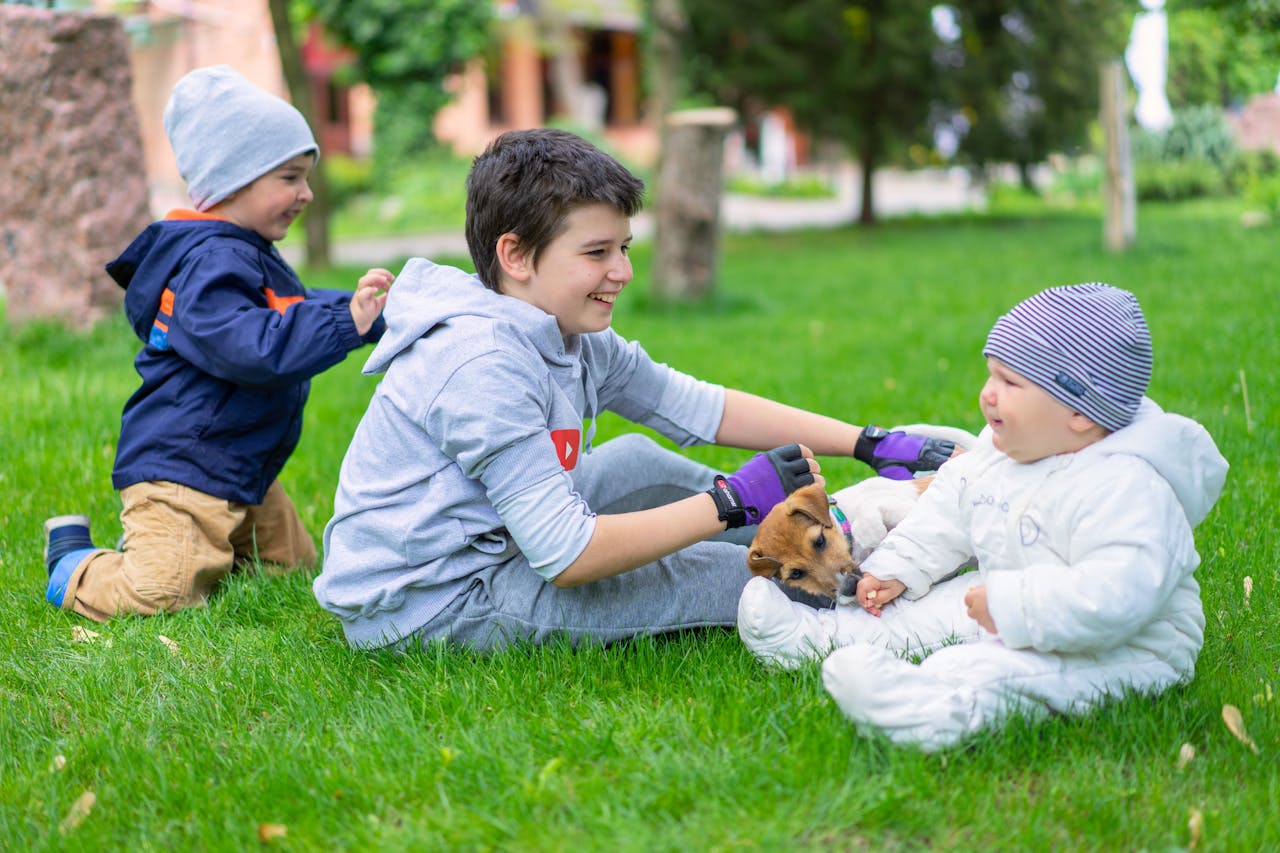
[979,358,1098,462]
[212,152,315,242]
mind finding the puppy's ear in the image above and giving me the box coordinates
[786,483,832,528]
[746,548,782,579]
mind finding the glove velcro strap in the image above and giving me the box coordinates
[707,475,751,529]
[853,425,888,465]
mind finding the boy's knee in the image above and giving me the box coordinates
[73,545,232,616]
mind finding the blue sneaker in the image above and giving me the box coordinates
[44,515,95,607]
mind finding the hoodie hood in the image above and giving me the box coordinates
[106,215,274,343]
[1093,398,1228,527]
[363,257,573,376]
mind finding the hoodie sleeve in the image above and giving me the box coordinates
[164,246,366,389]
[587,332,725,447]
[985,457,1192,654]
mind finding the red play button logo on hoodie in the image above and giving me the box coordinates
[550,429,580,470]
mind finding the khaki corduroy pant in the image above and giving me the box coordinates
[61,479,317,622]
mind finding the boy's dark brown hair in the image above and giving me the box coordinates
[465,128,645,291]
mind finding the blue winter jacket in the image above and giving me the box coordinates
[105,212,385,505]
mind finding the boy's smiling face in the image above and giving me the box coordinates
[211,152,315,242]
[498,202,633,337]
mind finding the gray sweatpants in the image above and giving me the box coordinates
[409,434,809,651]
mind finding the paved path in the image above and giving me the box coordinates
[283,164,985,267]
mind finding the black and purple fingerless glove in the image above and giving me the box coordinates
[854,425,956,480]
[707,443,814,528]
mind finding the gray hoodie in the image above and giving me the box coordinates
[314,259,726,647]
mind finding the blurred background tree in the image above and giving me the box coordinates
[680,0,940,225]
[1133,1,1280,207]
[678,1,1136,222]
[269,0,333,267]
[933,0,1129,191]
[1166,0,1280,108]
[304,0,492,180]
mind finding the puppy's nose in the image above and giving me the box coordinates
[836,570,863,605]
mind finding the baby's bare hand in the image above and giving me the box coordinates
[964,583,996,634]
[856,573,905,617]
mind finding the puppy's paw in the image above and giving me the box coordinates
[835,570,863,607]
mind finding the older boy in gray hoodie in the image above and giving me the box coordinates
[314,128,952,651]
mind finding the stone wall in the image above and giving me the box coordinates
[0,5,151,327]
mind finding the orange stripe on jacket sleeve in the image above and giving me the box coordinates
[158,287,175,316]
[263,288,305,315]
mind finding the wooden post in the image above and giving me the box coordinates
[1100,59,1136,251]
[652,107,737,302]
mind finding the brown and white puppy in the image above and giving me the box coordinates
[746,477,931,601]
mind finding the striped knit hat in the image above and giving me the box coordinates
[983,283,1152,431]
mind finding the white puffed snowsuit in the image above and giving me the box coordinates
[820,399,1228,750]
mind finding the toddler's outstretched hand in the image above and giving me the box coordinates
[856,573,905,617]
[964,583,996,634]
[350,267,394,336]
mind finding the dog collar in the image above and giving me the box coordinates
[828,497,854,549]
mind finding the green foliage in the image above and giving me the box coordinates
[1135,157,1228,201]
[322,153,375,208]
[3,202,1278,848]
[1237,149,1280,218]
[1153,106,1239,169]
[304,0,492,175]
[328,152,471,238]
[1166,2,1280,107]
[940,0,1130,171]
[1166,7,1232,107]
[681,0,940,222]
[1132,106,1239,201]
[679,2,1130,219]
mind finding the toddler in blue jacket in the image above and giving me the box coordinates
[43,65,393,620]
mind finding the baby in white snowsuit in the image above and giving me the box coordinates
[738,283,1229,750]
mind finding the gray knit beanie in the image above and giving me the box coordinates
[163,65,318,211]
[983,283,1153,431]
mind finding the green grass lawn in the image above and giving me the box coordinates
[1,199,1276,850]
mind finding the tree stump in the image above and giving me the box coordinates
[1100,59,1136,252]
[652,107,737,303]
[0,6,151,327]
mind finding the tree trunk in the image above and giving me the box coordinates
[1100,59,1135,251]
[1017,160,1038,193]
[267,0,331,269]
[536,0,585,123]
[652,108,736,303]
[649,0,685,126]
[857,135,878,226]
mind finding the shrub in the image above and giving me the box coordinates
[1135,158,1226,200]
[1131,105,1238,200]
